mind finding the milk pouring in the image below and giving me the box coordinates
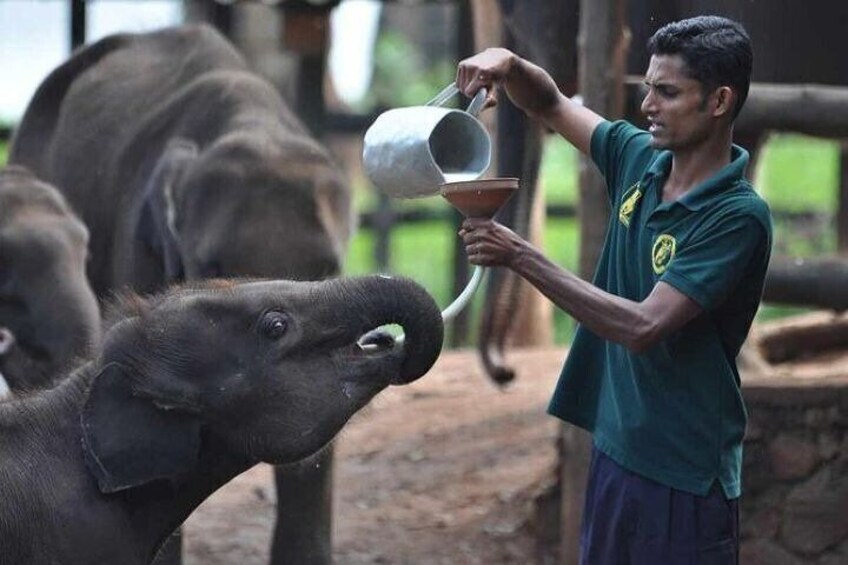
[362,84,491,198]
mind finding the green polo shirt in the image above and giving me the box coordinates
[548,120,772,498]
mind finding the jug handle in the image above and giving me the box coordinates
[465,87,488,117]
[426,83,488,117]
[426,83,460,107]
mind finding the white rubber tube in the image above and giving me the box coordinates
[440,265,486,323]
[359,265,485,350]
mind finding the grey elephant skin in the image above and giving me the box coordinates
[0,166,101,394]
[9,24,353,563]
[0,274,443,565]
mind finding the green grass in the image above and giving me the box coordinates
[0,140,7,165]
[756,133,839,212]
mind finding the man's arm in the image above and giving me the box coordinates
[460,218,703,352]
[456,48,604,156]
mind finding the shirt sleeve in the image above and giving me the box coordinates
[590,120,653,202]
[660,206,771,310]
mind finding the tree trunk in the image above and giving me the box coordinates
[559,2,628,564]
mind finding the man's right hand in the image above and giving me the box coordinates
[455,47,517,110]
[456,48,563,119]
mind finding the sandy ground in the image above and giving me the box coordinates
[183,346,567,565]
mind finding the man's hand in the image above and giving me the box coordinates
[458,217,526,267]
[456,48,517,110]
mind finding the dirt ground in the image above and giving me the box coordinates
[183,346,567,565]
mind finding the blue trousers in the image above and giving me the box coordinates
[580,447,739,565]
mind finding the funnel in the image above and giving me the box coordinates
[440,177,519,218]
[436,177,520,324]
[360,180,522,349]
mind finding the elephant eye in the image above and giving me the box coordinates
[258,310,288,340]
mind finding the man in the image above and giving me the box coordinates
[456,16,772,564]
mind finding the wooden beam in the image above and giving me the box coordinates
[754,311,848,364]
[763,256,848,311]
[738,83,848,139]
[625,78,848,139]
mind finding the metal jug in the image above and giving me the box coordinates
[362,84,491,198]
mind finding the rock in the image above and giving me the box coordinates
[782,467,848,554]
[768,434,820,480]
[741,489,785,540]
[740,539,801,565]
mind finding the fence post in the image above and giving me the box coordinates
[70,0,86,50]
[839,142,848,254]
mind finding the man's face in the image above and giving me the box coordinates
[640,54,716,151]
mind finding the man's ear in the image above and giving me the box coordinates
[711,86,735,118]
[81,362,202,493]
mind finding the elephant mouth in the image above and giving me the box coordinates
[356,327,398,351]
[332,327,405,388]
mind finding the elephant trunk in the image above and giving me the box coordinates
[329,275,444,384]
[32,266,102,371]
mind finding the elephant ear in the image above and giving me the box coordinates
[81,363,202,494]
[0,327,14,356]
[135,139,198,282]
[0,328,15,397]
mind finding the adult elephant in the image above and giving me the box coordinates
[9,24,352,564]
[0,166,101,395]
[0,274,444,565]
[471,0,848,384]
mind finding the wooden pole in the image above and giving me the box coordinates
[282,7,330,138]
[450,0,475,347]
[839,142,848,255]
[70,0,86,50]
[560,2,628,564]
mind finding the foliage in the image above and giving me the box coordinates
[0,140,7,166]
[757,134,838,212]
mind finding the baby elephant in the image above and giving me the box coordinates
[0,274,443,564]
[0,166,101,395]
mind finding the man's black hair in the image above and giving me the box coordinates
[648,15,753,119]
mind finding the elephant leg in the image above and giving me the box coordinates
[270,444,334,565]
[478,94,545,386]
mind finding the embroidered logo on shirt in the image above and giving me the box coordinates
[652,234,677,274]
[619,182,642,227]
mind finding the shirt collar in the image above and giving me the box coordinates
[642,145,750,211]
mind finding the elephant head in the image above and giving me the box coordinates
[0,166,101,392]
[129,131,353,292]
[81,274,443,493]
